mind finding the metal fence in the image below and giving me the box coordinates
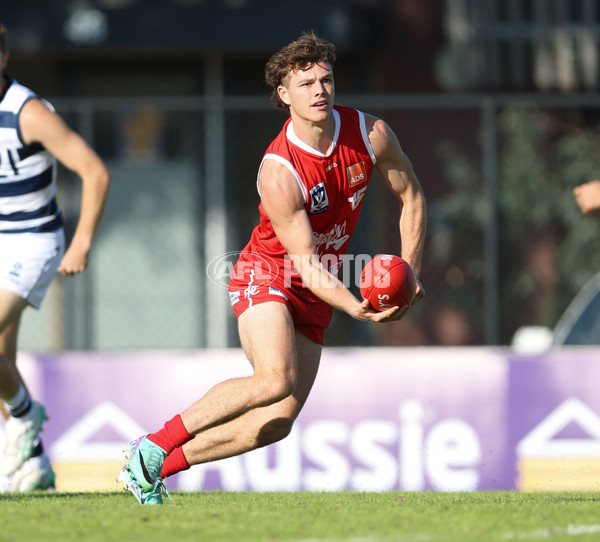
[19,93,600,351]
[441,0,600,91]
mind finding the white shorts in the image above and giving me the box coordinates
[0,229,65,309]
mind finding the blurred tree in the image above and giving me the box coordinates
[433,106,600,344]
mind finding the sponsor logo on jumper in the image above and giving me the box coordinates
[348,186,367,211]
[347,161,367,188]
[308,182,329,215]
[314,220,350,252]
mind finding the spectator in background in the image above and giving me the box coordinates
[0,23,110,491]
[574,181,600,214]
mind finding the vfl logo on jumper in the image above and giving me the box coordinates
[347,161,367,188]
[308,183,329,215]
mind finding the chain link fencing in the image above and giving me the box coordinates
[19,94,600,351]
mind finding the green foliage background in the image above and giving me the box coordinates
[433,106,600,343]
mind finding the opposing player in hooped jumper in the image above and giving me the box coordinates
[118,31,427,505]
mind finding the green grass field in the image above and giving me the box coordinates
[2,491,600,542]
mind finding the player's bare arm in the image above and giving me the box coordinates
[20,99,111,275]
[366,114,426,304]
[259,159,399,322]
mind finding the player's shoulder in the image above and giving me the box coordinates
[335,105,387,138]
[2,78,35,109]
[19,96,57,134]
[258,157,305,209]
[361,112,393,142]
[4,77,31,95]
[362,111,387,133]
[4,79,55,121]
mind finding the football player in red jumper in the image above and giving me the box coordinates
[119,31,427,504]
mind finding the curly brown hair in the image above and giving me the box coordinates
[265,31,336,111]
[0,24,7,56]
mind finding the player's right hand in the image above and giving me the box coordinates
[356,298,408,323]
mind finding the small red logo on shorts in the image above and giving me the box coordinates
[347,162,367,188]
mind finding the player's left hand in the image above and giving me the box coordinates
[411,279,425,305]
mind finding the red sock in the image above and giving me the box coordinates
[147,414,192,454]
[161,446,191,478]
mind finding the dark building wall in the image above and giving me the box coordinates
[2,0,444,99]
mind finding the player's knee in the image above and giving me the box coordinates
[255,372,296,404]
[275,376,296,401]
[258,381,294,405]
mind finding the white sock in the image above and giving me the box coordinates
[4,385,32,418]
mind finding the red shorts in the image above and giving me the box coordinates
[228,258,333,345]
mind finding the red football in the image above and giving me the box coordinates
[359,255,417,312]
